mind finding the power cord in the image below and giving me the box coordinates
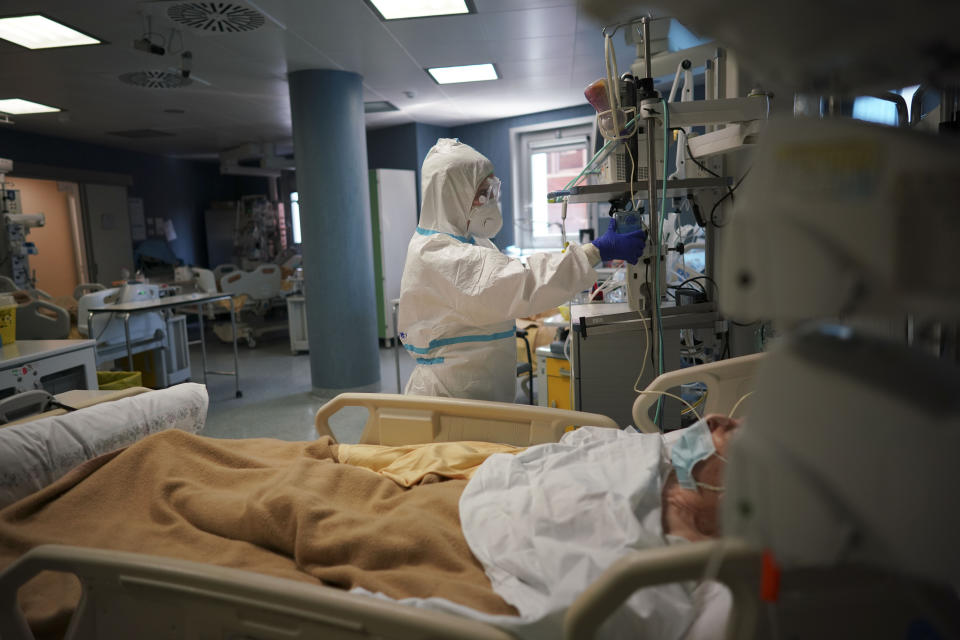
[709,169,751,227]
[676,275,719,298]
[671,127,752,228]
[93,312,117,342]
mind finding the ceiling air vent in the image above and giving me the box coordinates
[364,101,398,113]
[119,70,192,89]
[166,2,266,33]
[108,129,175,138]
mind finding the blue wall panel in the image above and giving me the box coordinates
[0,126,261,267]
[366,123,418,172]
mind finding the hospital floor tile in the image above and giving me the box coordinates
[190,332,413,444]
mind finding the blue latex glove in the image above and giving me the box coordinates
[592,218,647,265]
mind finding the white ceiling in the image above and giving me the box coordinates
[0,0,642,156]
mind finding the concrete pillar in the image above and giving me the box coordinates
[288,69,380,393]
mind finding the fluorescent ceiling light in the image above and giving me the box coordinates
[368,0,470,20]
[428,63,498,85]
[0,98,60,114]
[0,15,100,49]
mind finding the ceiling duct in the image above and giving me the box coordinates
[364,101,398,113]
[141,1,284,34]
[219,142,294,178]
[119,70,192,89]
[108,129,176,138]
[167,2,265,33]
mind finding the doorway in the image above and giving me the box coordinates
[80,183,133,285]
[3,176,85,298]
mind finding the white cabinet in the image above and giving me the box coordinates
[369,169,417,343]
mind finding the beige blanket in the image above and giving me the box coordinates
[0,430,516,635]
[337,440,524,487]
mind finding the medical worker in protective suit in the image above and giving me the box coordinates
[398,139,646,403]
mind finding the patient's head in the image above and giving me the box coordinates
[662,414,742,541]
[694,414,740,491]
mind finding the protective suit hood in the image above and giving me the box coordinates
[420,139,494,238]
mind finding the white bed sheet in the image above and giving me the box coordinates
[352,426,732,640]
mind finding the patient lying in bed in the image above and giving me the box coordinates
[662,414,740,542]
[0,416,737,639]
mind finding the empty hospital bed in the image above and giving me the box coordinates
[204,264,288,347]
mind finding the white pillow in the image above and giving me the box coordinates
[0,383,208,509]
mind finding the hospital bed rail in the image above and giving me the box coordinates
[632,353,763,433]
[565,538,764,640]
[0,541,766,640]
[315,392,621,446]
[0,544,517,640]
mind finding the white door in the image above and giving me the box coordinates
[81,183,133,285]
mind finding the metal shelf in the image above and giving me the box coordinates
[549,177,730,204]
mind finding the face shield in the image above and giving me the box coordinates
[467,175,503,239]
[474,175,502,206]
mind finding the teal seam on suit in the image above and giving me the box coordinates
[404,328,516,355]
[416,226,475,245]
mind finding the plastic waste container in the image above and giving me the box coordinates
[97,371,143,391]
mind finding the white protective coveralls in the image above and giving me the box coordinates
[398,139,600,403]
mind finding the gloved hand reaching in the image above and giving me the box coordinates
[591,218,647,265]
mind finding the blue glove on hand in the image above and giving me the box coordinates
[592,218,647,265]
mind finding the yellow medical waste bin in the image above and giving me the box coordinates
[97,371,142,390]
[0,294,16,345]
[546,357,571,410]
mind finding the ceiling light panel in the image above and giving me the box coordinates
[0,98,60,114]
[0,15,100,49]
[427,63,498,84]
[368,0,470,20]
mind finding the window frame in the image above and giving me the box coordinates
[509,116,597,252]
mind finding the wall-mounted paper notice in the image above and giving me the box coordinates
[129,197,146,241]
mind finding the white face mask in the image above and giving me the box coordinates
[466,201,502,238]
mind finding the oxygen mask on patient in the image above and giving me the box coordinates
[670,418,727,492]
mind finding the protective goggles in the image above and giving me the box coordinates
[475,176,502,205]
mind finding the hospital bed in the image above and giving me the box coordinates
[14,299,70,340]
[0,356,770,640]
[204,263,289,347]
[218,263,284,303]
[2,355,949,639]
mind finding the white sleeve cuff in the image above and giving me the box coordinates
[582,243,601,265]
